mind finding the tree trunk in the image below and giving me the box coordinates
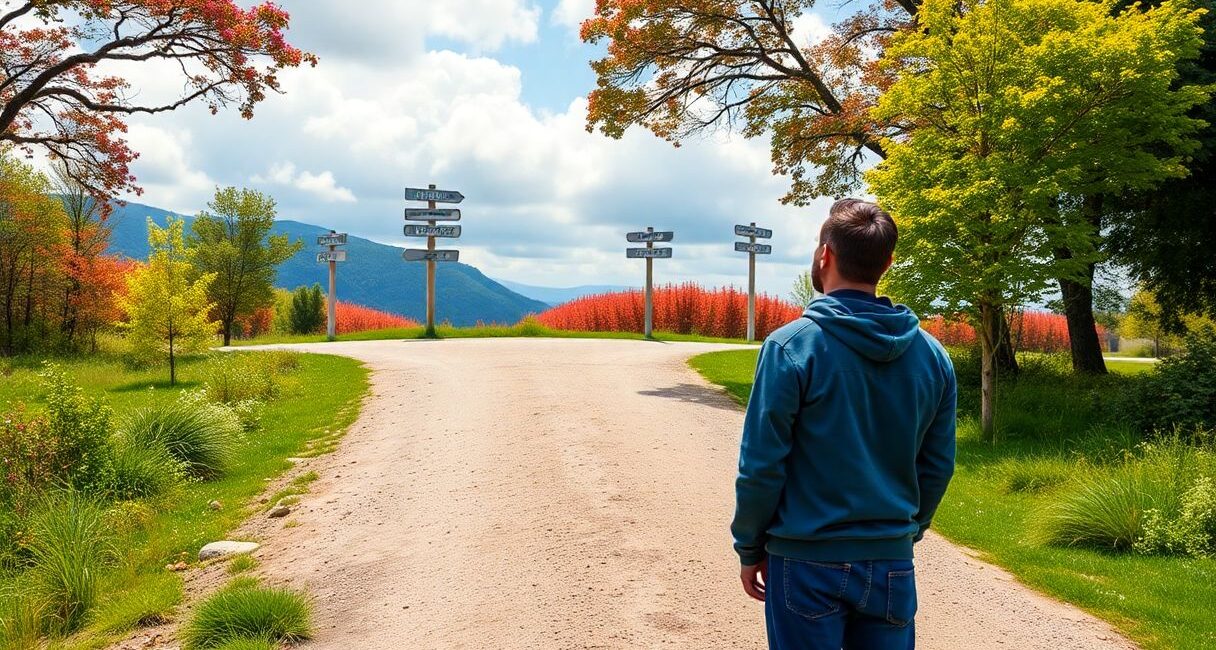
[222,320,232,347]
[1055,194,1107,374]
[995,313,1019,375]
[1060,274,1107,374]
[169,334,176,386]
[979,301,999,442]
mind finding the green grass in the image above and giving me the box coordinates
[226,555,258,576]
[232,322,759,347]
[181,577,310,650]
[1105,359,1157,375]
[689,348,1216,650]
[0,351,367,648]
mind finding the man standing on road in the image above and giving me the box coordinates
[732,199,957,649]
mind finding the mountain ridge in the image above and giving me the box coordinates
[105,201,549,326]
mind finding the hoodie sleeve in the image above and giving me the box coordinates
[913,361,957,542]
[732,339,805,565]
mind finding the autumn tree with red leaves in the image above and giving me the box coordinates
[0,0,316,202]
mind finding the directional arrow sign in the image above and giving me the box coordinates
[627,247,673,259]
[404,224,462,238]
[403,249,460,263]
[317,251,348,263]
[404,188,464,204]
[735,242,772,255]
[404,208,462,222]
[316,233,348,246]
[734,225,773,239]
[626,231,675,243]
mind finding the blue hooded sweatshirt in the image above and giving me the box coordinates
[731,291,957,565]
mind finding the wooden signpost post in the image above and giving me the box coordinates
[626,227,675,338]
[316,231,348,341]
[403,184,464,336]
[734,223,773,342]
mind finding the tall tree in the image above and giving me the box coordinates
[0,1,316,202]
[867,0,1207,439]
[582,0,1027,372]
[1106,0,1216,331]
[121,217,216,385]
[191,187,300,346]
[0,150,66,354]
[52,164,111,342]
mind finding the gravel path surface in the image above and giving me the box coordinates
[238,338,1137,649]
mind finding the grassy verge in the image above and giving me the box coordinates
[0,352,368,649]
[230,322,758,347]
[688,348,1215,650]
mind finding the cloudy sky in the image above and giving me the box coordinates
[112,0,844,297]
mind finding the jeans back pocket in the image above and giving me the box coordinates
[885,567,918,627]
[783,559,851,621]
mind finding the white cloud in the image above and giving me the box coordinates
[252,163,357,204]
[791,13,832,48]
[115,4,844,297]
[552,0,595,32]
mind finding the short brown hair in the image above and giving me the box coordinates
[820,199,898,284]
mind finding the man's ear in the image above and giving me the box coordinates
[883,254,894,274]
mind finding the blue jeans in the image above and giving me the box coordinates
[765,555,917,650]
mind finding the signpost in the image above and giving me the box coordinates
[404,209,462,222]
[403,224,462,238]
[316,231,348,341]
[402,249,460,262]
[626,227,674,338]
[734,222,773,342]
[403,184,465,336]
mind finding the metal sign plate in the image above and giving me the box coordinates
[317,251,348,263]
[627,247,673,259]
[316,233,348,246]
[402,249,460,262]
[404,209,462,222]
[404,225,461,238]
[404,188,465,204]
[734,225,773,239]
[735,242,772,255]
[626,231,675,243]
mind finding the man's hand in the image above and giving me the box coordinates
[740,559,768,602]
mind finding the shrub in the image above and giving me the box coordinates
[288,285,325,335]
[121,395,239,480]
[1119,328,1216,434]
[203,355,281,405]
[106,438,186,501]
[26,492,115,636]
[537,283,801,339]
[182,577,311,650]
[996,457,1075,493]
[1136,475,1216,558]
[41,364,114,491]
[334,301,416,333]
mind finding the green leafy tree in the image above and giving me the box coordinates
[790,270,816,307]
[191,187,301,346]
[867,0,1208,440]
[289,284,325,335]
[121,218,217,385]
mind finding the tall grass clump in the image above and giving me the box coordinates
[203,354,282,404]
[182,577,311,650]
[121,394,239,479]
[106,438,186,501]
[995,456,1076,494]
[0,588,44,650]
[91,571,182,634]
[1037,437,1214,555]
[25,492,115,636]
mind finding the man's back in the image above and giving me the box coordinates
[732,292,957,566]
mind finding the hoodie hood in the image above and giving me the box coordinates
[804,295,921,363]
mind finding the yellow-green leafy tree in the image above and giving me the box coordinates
[866,0,1209,440]
[122,218,217,385]
[1123,288,1216,357]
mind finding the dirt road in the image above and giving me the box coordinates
[238,338,1136,649]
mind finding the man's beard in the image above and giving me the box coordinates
[811,246,824,294]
